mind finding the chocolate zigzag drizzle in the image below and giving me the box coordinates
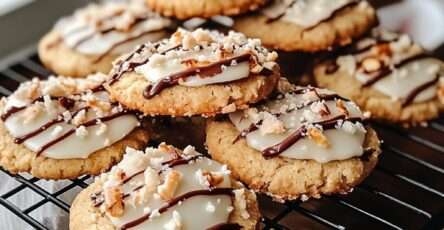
[36,110,134,156]
[120,188,235,230]
[402,74,440,107]
[143,53,253,99]
[1,84,107,122]
[92,154,205,207]
[92,27,175,64]
[265,0,361,31]
[108,44,182,85]
[233,92,349,143]
[361,53,431,87]
[1,96,55,121]
[72,16,151,49]
[13,107,89,144]
[262,115,364,158]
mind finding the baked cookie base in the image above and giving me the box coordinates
[234,2,377,52]
[314,65,444,126]
[0,119,150,180]
[38,31,120,78]
[105,72,280,117]
[146,0,266,19]
[206,120,381,201]
[69,179,261,230]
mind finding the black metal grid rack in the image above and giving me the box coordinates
[0,51,444,230]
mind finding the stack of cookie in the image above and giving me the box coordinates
[1,0,443,229]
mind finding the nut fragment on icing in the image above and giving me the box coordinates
[51,0,173,56]
[326,29,444,107]
[229,86,368,163]
[262,0,367,29]
[108,28,278,99]
[92,144,249,229]
[0,74,140,159]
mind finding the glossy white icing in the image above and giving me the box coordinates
[1,75,139,159]
[262,0,360,28]
[229,87,367,163]
[337,31,444,104]
[55,0,172,55]
[98,146,240,229]
[364,59,442,103]
[131,29,277,88]
[136,50,251,87]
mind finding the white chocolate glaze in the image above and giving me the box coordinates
[333,30,444,105]
[95,145,249,229]
[1,74,139,159]
[54,0,173,55]
[262,0,362,28]
[111,28,277,92]
[229,87,367,163]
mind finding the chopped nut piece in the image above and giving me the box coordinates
[336,100,349,117]
[259,113,285,135]
[104,186,124,217]
[158,170,182,200]
[202,171,225,188]
[308,128,330,148]
[362,57,381,73]
[221,103,237,114]
[72,109,87,126]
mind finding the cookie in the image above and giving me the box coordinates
[105,28,280,117]
[0,74,150,179]
[206,85,381,201]
[145,0,266,19]
[233,0,377,52]
[38,0,175,78]
[70,144,261,230]
[314,29,444,125]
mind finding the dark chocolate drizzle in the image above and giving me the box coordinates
[207,223,242,230]
[265,0,360,32]
[1,95,63,121]
[262,115,364,158]
[120,188,235,230]
[92,154,204,207]
[401,74,440,107]
[36,110,133,156]
[92,28,167,64]
[108,44,182,85]
[72,16,150,49]
[233,92,349,143]
[143,53,252,99]
[361,53,431,87]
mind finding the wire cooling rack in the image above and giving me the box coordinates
[0,51,443,230]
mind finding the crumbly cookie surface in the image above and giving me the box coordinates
[313,30,444,125]
[38,0,173,77]
[234,1,377,52]
[0,75,150,179]
[105,29,280,116]
[0,123,149,180]
[39,31,119,78]
[205,84,381,201]
[206,120,380,201]
[70,144,260,230]
[145,0,266,19]
[107,72,279,116]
